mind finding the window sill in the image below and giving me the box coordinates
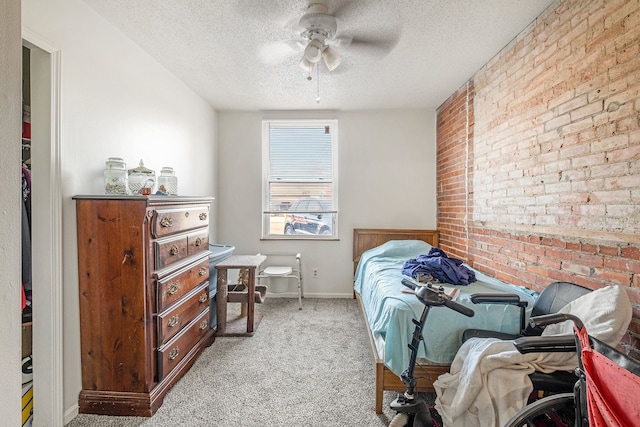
[261,236,340,241]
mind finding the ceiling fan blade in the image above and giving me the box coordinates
[331,35,353,49]
[348,31,401,56]
[258,41,299,65]
[330,0,360,18]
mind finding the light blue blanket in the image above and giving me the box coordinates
[354,240,537,376]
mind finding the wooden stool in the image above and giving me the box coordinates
[215,254,266,336]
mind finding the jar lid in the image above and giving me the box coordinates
[106,157,126,168]
[160,167,175,175]
[128,159,155,176]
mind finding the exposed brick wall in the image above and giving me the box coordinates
[436,0,640,358]
[436,82,474,261]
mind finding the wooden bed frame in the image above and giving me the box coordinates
[353,228,451,414]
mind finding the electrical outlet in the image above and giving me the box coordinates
[312,268,319,278]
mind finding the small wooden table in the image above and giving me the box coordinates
[215,254,266,336]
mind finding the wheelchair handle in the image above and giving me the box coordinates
[411,282,474,317]
[444,297,475,317]
[529,313,584,330]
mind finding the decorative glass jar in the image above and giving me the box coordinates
[104,157,128,195]
[128,159,156,195]
[157,167,178,195]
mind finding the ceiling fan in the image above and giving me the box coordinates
[295,1,347,73]
[262,0,400,76]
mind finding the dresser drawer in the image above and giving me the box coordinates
[156,257,209,311]
[155,235,188,270]
[157,282,210,345]
[152,206,210,238]
[187,229,209,257]
[158,308,210,380]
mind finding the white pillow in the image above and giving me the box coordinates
[541,284,632,347]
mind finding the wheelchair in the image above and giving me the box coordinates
[505,312,640,427]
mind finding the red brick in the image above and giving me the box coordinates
[566,241,581,251]
[604,257,640,274]
[592,268,632,286]
[621,247,640,260]
[561,261,593,276]
[517,251,538,263]
[539,256,562,269]
[599,245,619,256]
[545,247,572,261]
[571,251,604,267]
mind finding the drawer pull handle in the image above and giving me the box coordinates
[198,293,208,303]
[168,347,179,360]
[199,320,208,330]
[198,267,207,277]
[185,211,190,218]
[199,212,207,221]
[160,217,173,228]
[167,316,179,328]
[170,245,179,256]
[167,283,179,295]
[195,237,203,247]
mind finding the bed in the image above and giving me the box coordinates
[353,228,537,413]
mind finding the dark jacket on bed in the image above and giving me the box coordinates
[402,247,477,285]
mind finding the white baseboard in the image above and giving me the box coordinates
[266,292,353,299]
[64,403,78,425]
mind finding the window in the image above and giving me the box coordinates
[262,119,338,239]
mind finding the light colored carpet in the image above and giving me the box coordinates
[66,298,436,426]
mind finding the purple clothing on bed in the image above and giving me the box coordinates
[401,247,477,285]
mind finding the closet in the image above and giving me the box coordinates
[21,45,34,427]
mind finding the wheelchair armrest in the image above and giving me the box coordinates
[529,313,584,330]
[469,293,528,306]
[513,334,577,354]
[469,293,529,334]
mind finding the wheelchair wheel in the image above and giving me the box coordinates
[504,393,575,427]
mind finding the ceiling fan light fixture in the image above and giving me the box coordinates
[303,38,324,63]
[322,46,341,71]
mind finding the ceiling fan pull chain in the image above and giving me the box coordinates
[316,65,321,103]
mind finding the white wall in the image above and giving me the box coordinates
[0,0,25,425]
[21,0,218,423]
[217,109,436,297]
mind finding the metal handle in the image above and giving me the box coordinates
[198,293,208,303]
[195,237,203,247]
[168,347,179,360]
[199,320,208,330]
[198,267,207,276]
[167,315,179,328]
[199,212,207,221]
[170,244,179,255]
[166,283,179,295]
[160,217,173,228]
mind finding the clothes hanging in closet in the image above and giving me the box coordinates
[22,167,32,318]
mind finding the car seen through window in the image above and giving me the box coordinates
[283,198,333,235]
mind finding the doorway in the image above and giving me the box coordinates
[22,31,64,427]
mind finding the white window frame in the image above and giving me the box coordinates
[261,119,338,239]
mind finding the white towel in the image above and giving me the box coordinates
[434,285,632,427]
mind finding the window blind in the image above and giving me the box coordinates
[266,123,335,213]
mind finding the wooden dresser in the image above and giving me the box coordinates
[73,195,215,416]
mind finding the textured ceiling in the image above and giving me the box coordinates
[81,0,555,111]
